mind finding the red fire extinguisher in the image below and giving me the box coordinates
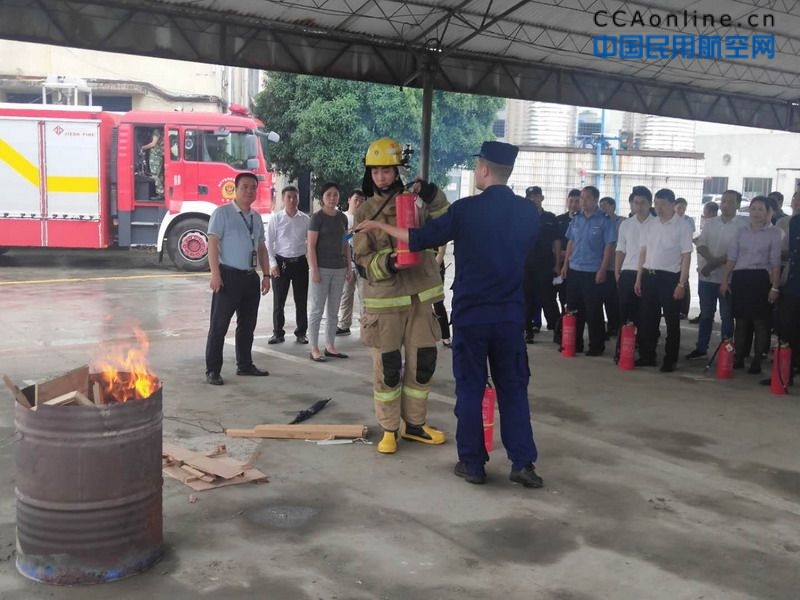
[394,192,422,267]
[771,343,792,395]
[482,383,496,452]
[716,339,735,380]
[561,309,577,357]
[618,322,636,370]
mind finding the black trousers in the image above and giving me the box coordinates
[565,269,606,353]
[531,263,560,331]
[640,270,681,365]
[205,267,261,374]
[433,264,450,340]
[271,255,309,337]
[617,270,641,327]
[778,290,800,369]
[602,269,620,333]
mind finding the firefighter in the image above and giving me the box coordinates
[353,137,450,454]
[141,127,164,198]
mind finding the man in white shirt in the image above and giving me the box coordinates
[614,186,653,331]
[266,185,311,344]
[686,190,749,360]
[337,189,366,336]
[634,188,694,372]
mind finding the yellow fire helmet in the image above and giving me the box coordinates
[364,137,406,167]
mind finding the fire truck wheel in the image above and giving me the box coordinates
[166,217,210,272]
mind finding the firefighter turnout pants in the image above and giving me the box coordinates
[361,297,440,432]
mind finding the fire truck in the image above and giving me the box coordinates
[0,103,278,270]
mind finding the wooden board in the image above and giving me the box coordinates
[162,465,267,491]
[35,365,90,404]
[42,390,93,407]
[225,423,368,439]
[3,374,32,409]
[162,441,245,480]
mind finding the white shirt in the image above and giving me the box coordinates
[696,215,749,284]
[616,214,653,272]
[266,209,311,268]
[641,214,694,273]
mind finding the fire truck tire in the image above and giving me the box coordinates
[166,217,210,272]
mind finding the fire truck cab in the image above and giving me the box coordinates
[0,103,277,270]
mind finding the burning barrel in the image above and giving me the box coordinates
[14,366,163,585]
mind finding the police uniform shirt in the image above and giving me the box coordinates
[616,214,653,272]
[208,202,265,271]
[408,184,539,327]
[266,209,310,268]
[565,210,617,272]
[641,214,694,273]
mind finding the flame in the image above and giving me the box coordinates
[93,328,160,403]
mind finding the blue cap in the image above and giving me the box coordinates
[473,141,519,167]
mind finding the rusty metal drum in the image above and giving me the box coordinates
[14,387,163,584]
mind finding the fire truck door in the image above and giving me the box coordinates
[163,128,182,202]
[42,119,102,248]
[0,118,43,245]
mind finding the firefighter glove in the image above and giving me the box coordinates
[417,181,438,204]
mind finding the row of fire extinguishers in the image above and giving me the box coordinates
[557,308,792,395]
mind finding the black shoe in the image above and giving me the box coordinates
[660,362,676,373]
[525,333,535,344]
[206,371,224,385]
[586,348,604,357]
[747,361,762,375]
[688,316,701,324]
[759,377,771,386]
[685,349,707,360]
[532,326,541,334]
[733,360,745,370]
[268,335,285,345]
[237,365,269,376]
[635,358,656,367]
[335,327,351,336]
[295,335,308,344]
[454,461,487,485]
[509,464,543,488]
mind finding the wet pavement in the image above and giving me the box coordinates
[0,248,798,600]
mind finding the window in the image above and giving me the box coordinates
[492,119,506,138]
[703,176,728,195]
[742,177,772,199]
[94,95,132,111]
[185,129,250,168]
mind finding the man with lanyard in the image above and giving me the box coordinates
[356,141,544,489]
[266,186,311,345]
[560,185,617,356]
[204,172,271,385]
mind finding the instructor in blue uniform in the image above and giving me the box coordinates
[356,141,543,488]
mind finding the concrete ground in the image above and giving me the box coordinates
[0,247,798,600]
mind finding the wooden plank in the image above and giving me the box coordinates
[43,391,82,407]
[3,374,32,409]
[163,464,268,491]
[179,464,216,483]
[92,381,104,405]
[162,441,245,480]
[35,365,90,403]
[225,424,368,439]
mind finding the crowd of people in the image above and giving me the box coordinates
[522,184,799,380]
[200,138,800,490]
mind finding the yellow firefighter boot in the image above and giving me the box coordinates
[377,429,398,454]
[401,422,446,445]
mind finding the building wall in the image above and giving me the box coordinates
[695,132,800,201]
[0,40,261,112]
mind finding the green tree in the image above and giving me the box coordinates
[253,73,503,198]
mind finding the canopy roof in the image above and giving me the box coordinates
[2,0,798,130]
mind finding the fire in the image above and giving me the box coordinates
[93,328,160,403]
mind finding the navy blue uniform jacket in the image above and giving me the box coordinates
[409,184,539,327]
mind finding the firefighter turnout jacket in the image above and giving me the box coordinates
[353,188,449,315]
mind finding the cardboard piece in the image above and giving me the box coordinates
[42,390,93,407]
[161,440,268,491]
[3,374,32,409]
[35,365,90,404]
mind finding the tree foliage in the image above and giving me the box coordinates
[253,73,503,197]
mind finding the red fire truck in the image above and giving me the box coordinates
[0,103,278,270]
